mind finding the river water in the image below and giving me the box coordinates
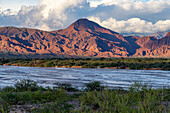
[0,66,169,89]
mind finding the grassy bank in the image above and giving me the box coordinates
[0,79,169,112]
[0,58,170,70]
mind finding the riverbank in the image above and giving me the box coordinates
[0,80,169,112]
[1,58,170,70]
[2,64,164,70]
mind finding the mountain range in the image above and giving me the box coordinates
[0,18,169,58]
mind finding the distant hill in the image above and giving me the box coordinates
[150,31,169,39]
[0,19,169,58]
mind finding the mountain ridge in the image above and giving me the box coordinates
[0,18,169,58]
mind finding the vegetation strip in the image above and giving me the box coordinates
[0,58,170,70]
[0,79,169,112]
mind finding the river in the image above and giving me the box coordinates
[0,66,169,89]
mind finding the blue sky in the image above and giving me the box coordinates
[0,0,39,11]
[0,0,169,35]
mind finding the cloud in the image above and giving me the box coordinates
[0,9,18,16]
[38,0,88,30]
[0,0,88,31]
[0,0,170,35]
[88,17,170,34]
[89,0,170,13]
[88,0,170,23]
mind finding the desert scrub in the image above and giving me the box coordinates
[0,79,71,106]
[76,82,169,113]
[0,80,169,112]
[0,98,10,113]
[32,102,74,113]
[0,88,70,105]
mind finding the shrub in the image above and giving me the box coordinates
[78,82,168,112]
[1,86,16,92]
[14,79,39,92]
[85,81,103,91]
[0,98,10,113]
[32,102,73,113]
[53,82,78,91]
[45,61,54,67]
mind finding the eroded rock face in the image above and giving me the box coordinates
[0,19,169,58]
[134,33,170,57]
[133,46,170,57]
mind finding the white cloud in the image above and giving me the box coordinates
[0,0,88,31]
[39,0,86,19]
[0,9,18,16]
[88,17,170,34]
[89,0,170,13]
[0,0,170,35]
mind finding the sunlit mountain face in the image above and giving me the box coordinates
[0,19,169,58]
[0,0,169,58]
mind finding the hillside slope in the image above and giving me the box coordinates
[0,19,169,58]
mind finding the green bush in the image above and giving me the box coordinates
[85,81,103,91]
[1,86,16,92]
[0,98,10,113]
[0,88,70,105]
[45,61,54,67]
[53,82,78,91]
[14,79,39,92]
